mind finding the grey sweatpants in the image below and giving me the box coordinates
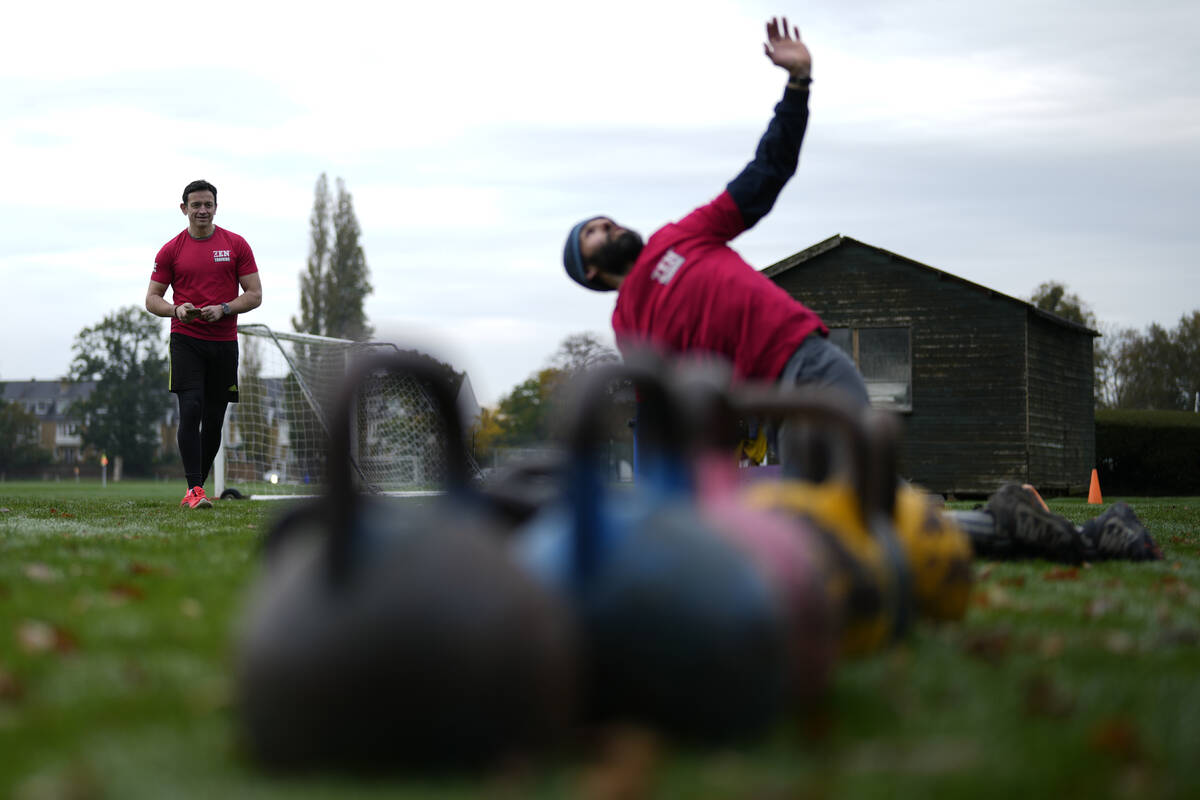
[775,334,870,478]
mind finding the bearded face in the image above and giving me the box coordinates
[590,229,644,277]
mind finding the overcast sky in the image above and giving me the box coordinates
[2,0,1197,406]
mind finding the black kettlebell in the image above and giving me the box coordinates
[236,352,577,772]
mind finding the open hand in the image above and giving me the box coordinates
[763,16,811,80]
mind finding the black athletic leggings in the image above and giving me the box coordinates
[177,388,228,489]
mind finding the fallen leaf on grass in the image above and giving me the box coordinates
[181,598,203,618]
[1023,673,1074,718]
[998,576,1027,588]
[16,620,78,655]
[107,583,145,602]
[0,507,10,513]
[129,561,172,577]
[1043,567,1080,581]
[1088,717,1143,763]
[23,563,59,582]
[579,726,661,800]
[975,565,994,582]
[0,667,24,701]
[1153,576,1197,604]
[971,585,1012,610]
[1038,633,1066,658]
[963,630,1012,663]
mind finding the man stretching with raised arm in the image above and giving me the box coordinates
[562,17,868,406]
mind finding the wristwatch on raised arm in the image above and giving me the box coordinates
[221,302,232,316]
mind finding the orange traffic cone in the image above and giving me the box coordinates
[1087,469,1103,505]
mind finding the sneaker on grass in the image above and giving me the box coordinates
[1080,502,1163,561]
[181,486,213,510]
[984,483,1085,564]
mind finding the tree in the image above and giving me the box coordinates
[1028,282,1110,409]
[1094,322,1136,409]
[327,178,374,341]
[293,174,374,341]
[549,332,620,374]
[292,173,331,338]
[1173,311,1200,411]
[1111,323,1183,410]
[1029,281,1097,328]
[69,307,171,476]
[471,406,504,463]
[492,333,623,447]
[0,399,49,476]
[288,174,376,480]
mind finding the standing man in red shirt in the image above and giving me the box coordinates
[562,17,867,408]
[145,180,263,509]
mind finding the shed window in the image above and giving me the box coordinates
[828,326,912,411]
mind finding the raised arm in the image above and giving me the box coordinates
[726,17,813,229]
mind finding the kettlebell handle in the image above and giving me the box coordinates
[561,357,690,581]
[327,351,471,579]
[727,386,872,520]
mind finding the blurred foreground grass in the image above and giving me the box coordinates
[1,482,1198,798]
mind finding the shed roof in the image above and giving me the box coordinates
[763,234,1100,337]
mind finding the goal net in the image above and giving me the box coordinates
[214,324,479,499]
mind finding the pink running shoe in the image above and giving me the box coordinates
[181,486,213,510]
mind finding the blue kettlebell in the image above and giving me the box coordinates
[514,360,789,744]
[236,352,576,772]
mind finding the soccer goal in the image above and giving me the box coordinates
[213,324,479,500]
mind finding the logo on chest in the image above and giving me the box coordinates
[212,249,231,263]
[651,249,685,285]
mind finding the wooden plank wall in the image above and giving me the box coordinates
[1026,313,1095,493]
[772,241,1053,496]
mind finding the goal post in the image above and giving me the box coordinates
[215,324,479,499]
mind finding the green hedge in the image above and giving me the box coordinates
[1095,409,1200,495]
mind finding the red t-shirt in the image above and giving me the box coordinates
[152,225,258,342]
[612,190,826,381]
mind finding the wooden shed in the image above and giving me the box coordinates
[764,235,1098,497]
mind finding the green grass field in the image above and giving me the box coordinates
[1,481,1198,798]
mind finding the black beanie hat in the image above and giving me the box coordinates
[563,216,614,292]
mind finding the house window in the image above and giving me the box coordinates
[828,326,912,411]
